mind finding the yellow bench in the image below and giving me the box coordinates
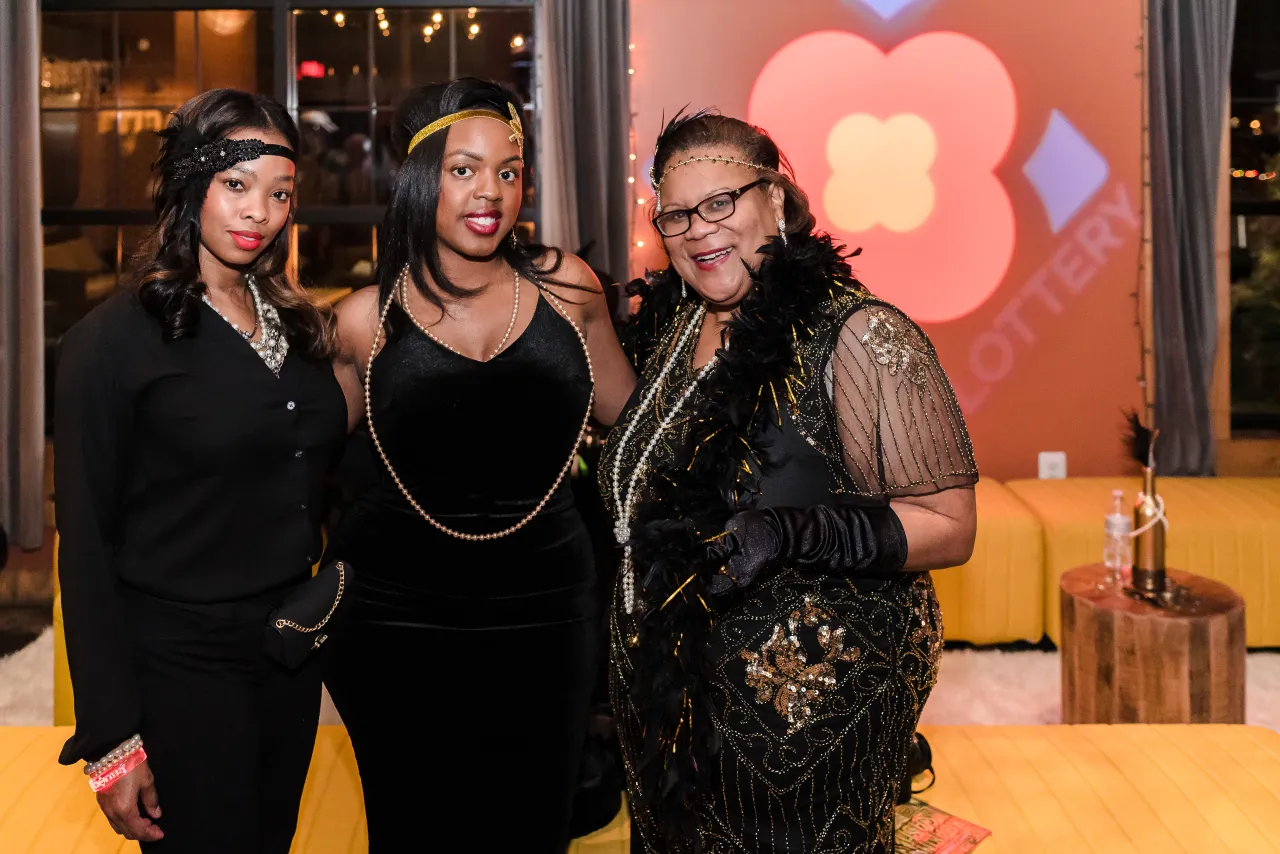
[5,725,1280,852]
[931,479,1045,645]
[52,479,1046,727]
[1006,477,1280,646]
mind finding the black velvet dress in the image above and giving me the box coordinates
[324,291,597,851]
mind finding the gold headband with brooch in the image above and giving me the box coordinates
[650,155,773,213]
[406,102,524,157]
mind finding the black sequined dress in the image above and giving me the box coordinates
[600,244,978,853]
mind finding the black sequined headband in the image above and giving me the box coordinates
[171,137,297,180]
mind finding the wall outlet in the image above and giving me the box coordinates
[1038,451,1068,479]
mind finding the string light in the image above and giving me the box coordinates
[468,22,480,39]
[1231,117,1239,128]
[511,34,525,48]
[432,11,443,24]
[468,6,477,18]
[333,11,344,26]
[320,9,328,15]
[424,24,433,35]
[375,6,384,13]
[1251,119,1262,129]
[637,241,645,248]
[628,177,636,184]
[628,68,635,75]
[379,18,389,30]
[629,154,637,161]
[637,198,646,205]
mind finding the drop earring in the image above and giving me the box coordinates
[510,229,519,248]
[778,218,788,248]
[680,277,687,300]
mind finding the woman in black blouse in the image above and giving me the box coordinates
[54,89,347,851]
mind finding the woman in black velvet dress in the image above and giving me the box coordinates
[323,78,635,851]
[601,112,978,853]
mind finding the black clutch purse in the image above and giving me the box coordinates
[264,559,350,669]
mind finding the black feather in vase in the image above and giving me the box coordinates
[1123,410,1156,469]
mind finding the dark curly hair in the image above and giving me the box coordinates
[651,107,817,242]
[378,77,581,313]
[130,88,333,358]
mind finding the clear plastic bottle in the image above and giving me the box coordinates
[1103,488,1133,586]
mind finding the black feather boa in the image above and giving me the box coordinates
[625,232,867,843]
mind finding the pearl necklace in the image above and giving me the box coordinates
[201,276,288,376]
[397,265,520,361]
[365,279,595,541]
[611,304,717,614]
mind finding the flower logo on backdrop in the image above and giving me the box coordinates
[749,30,1018,322]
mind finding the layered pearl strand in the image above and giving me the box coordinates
[611,304,718,614]
[398,266,520,362]
[201,275,288,376]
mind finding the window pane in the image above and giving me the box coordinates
[1230,215,1280,435]
[41,12,115,109]
[372,108,402,204]
[118,109,169,208]
[41,110,120,209]
[454,8,533,100]
[296,110,376,205]
[299,223,375,291]
[198,10,273,95]
[374,8,452,108]
[1228,100,1278,204]
[44,225,120,341]
[296,9,374,108]
[118,11,197,108]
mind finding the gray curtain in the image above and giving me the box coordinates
[0,0,45,549]
[1148,0,1236,475]
[537,0,631,283]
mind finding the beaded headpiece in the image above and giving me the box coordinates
[171,138,296,180]
[406,103,524,157]
[651,155,773,213]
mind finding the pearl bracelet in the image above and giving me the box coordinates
[83,734,143,777]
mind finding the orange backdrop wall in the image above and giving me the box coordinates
[628,0,1143,481]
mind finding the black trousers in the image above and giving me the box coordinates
[122,589,322,854]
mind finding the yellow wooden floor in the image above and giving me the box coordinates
[3,725,1280,852]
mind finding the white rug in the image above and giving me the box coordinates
[0,628,54,726]
[2,629,1277,732]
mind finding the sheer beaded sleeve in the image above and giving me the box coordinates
[827,304,978,498]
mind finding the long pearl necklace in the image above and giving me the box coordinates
[366,277,595,542]
[611,304,718,614]
[201,276,288,376]
[398,266,520,362]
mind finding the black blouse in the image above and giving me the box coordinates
[53,291,347,764]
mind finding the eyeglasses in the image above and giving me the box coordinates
[652,179,769,237]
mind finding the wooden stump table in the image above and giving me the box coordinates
[1060,565,1246,724]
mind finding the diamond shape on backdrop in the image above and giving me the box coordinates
[843,0,930,20]
[1022,110,1109,233]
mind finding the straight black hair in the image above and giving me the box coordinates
[378,77,571,313]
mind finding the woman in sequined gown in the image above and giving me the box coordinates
[323,79,635,851]
[600,112,978,853]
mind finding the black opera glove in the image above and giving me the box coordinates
[707,502,909,595]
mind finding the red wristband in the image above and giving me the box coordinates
[89,746,147,793]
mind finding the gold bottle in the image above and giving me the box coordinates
[1131,463,1166,595]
